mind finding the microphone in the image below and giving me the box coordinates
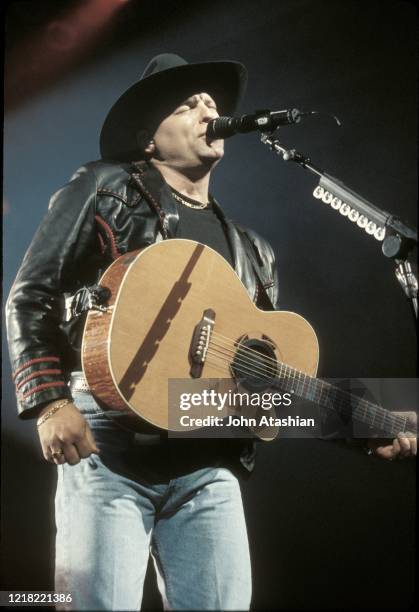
[206,108,302,139]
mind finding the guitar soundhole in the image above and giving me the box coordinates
[231,337,277,392]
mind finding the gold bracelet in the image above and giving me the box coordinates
[36,399,71,428]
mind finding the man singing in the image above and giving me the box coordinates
[6,53,415,611]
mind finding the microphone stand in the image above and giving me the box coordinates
[260,131,418,325]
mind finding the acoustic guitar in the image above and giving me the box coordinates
[81,239,413,440]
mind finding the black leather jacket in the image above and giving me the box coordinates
[6,160,279,421]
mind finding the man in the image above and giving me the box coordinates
[6,53,416,611]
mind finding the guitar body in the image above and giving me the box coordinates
[82,239,319,435]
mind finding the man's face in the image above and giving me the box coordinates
[151,92,224,171]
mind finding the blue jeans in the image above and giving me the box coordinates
[54,390,252,610]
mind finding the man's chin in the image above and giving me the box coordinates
[205,136,224,151]
[199,144,224,164]
[198,153,223,170]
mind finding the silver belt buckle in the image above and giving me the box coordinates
[69,372,91,393]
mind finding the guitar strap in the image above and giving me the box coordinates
[237,228,276,311]
[63,284,110,322]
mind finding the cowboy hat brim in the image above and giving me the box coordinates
[99,60,247,161]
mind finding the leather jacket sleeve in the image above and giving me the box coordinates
[6,159,281,421]
[5,164,98,418]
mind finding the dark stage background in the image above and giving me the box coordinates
[2,0,417,609]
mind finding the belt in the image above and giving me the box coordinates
[68,371,91,393]
[68,371,164,444]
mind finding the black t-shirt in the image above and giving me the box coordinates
[173,191,234,268]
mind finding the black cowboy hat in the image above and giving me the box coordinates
[99,53,247,161]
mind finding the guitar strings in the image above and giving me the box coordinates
[210,330,299,385]
[205,346,407,435]
[209,329,399,418]
[209,337,277,377]
[208,336,409,435]
[206,345,276,383]
[209,329,328,400]
[203,332,408,435]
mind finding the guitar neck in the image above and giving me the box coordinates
[274,366,407,437]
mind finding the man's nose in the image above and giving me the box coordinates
[198,101,219,122]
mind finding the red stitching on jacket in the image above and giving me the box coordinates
[130,162,168,238]
[95,215,121,260]
[97,188,128,203]
[127,193,142,208]
[16,369,63,390]
[21,381,67,400]
[13,357,60,380]
[97,232,106,255]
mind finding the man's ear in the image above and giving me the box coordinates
[143,139,155,155]
[136,129,153,153]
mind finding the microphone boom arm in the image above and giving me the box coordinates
[260,132,418,321]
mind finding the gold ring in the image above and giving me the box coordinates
[51,449,64,457]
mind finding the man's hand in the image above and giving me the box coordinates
[37,400,100,465]
[367,411,417,461]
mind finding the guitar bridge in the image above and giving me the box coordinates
[190,309,216,378]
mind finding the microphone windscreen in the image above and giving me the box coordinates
[206,117,234,139]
